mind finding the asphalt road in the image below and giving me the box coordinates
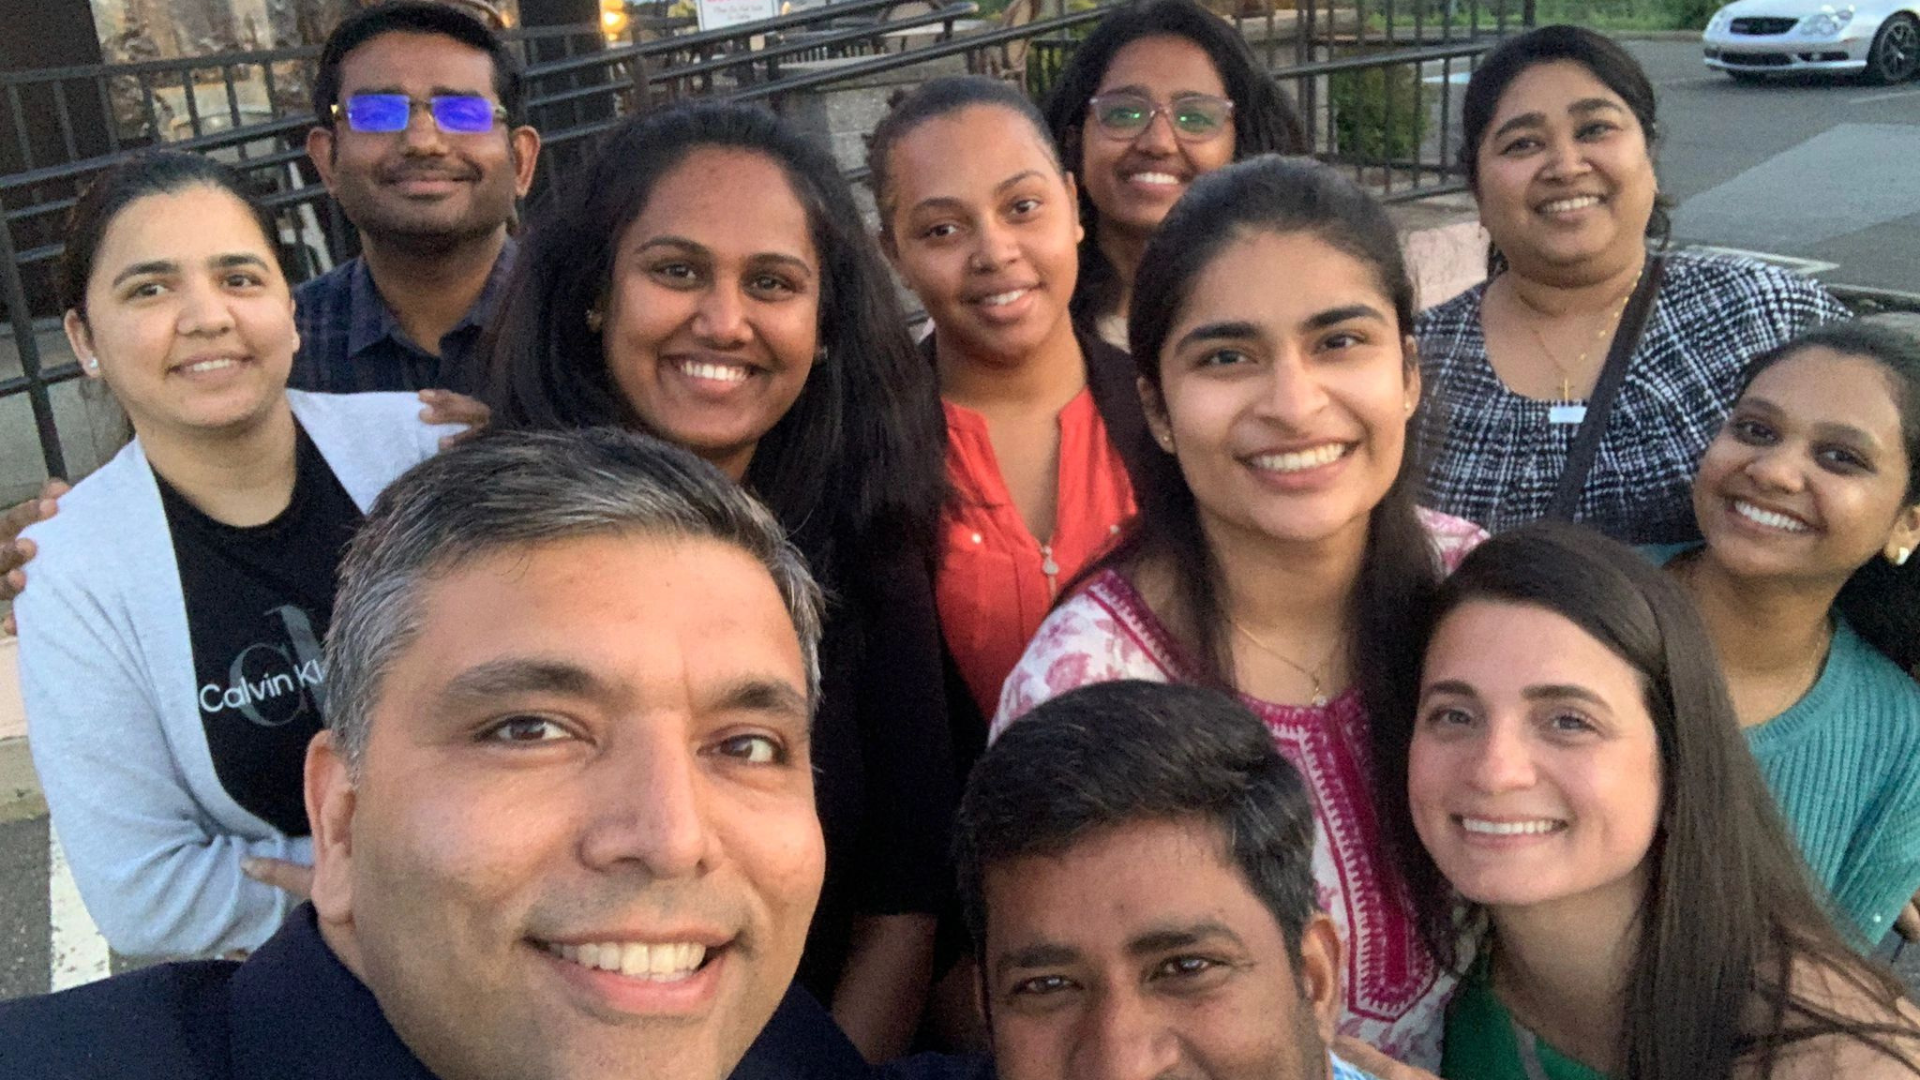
[0,815,50,1002]
[1626,38,1920,296]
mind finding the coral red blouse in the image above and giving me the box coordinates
[937,387,1136,716]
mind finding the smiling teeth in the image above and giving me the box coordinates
[1130,171,1182,186]
[1540,195,1602,214]
[680,361,750,384]
[182,358,240,374]
[1249,444,1347,473]
[549,941,707,981]
[1461,817,1564,836]
[980,288,1030,307]
[1733,500,1810,533]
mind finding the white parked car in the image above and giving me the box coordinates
[1703,0,1920,82]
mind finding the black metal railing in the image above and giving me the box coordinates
[0,0,1523,489]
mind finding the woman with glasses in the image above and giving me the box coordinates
[1414,26,1848,544]
[1040,0,1305,350]
[15,152,460,960]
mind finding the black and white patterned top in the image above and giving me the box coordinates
[1414,251,1851,544]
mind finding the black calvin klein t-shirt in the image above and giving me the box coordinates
[156,424,363,836]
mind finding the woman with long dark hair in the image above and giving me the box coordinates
[1398,522,1920,1079]
[866,75,1151,735]
[995,155,1483,1066]
[1662,321,1920,947]
[1041,0,1305,348]
[1415,25,1847,543]
[484,100,952,1061]
[17,151,458,958]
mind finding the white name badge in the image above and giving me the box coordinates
[1548,404,1588,426]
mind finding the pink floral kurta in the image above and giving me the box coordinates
[992,508,1486,1069]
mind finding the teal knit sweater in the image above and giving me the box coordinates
[1745,618,1920,947]
[1649,544,1920,948]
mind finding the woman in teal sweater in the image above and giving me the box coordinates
[1664,319,1920,948]
[1390,525,1920,1080]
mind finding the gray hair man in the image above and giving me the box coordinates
[0,428,862,1080]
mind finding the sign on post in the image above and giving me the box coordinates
[695,0,781,31]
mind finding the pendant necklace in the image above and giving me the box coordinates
[1520,266,1644,402]
[1228,617,1335,708]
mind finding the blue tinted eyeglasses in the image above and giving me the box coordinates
[334,94,507,134]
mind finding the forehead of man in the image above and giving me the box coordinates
[369,532,810,758]
[984,816,1294,978]
[338,30,501,100]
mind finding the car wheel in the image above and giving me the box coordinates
[1866,13,1920,84]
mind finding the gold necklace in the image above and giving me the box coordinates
[1228,617,1335,707]
[1518,267,1643,402]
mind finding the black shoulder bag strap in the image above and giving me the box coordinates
[1546,254,1668,521]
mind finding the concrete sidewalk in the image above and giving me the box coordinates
[0,635,28,819]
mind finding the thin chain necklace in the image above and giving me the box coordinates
[1228,617,1335,707]
[1517,266,1644,402]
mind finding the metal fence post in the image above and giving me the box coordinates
[0,190,65,479]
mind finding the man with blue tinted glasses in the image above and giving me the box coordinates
[294,1,540,400]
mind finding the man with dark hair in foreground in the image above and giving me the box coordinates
[0,429,866,1080]
[945,680,1402,1080]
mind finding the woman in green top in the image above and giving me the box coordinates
[1665,321,1920,947]
[1380,524,1920,1079]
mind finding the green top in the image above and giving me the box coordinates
[1440,958,1608,1080]
[1647,543,1920,948]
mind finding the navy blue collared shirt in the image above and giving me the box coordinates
[289,238,514,395]
[0,903,871,1080]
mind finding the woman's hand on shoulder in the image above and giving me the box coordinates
[241,857,313,902]
[418,389,491,449]
[1,478,68,635]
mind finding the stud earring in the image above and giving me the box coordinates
[82,355,98,372]
[1896,546,1913,568]
[585,309,604,334]
[1156,431,1175,453]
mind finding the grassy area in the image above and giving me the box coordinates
[1349,0,1711,36]
[1532,0,1712,31]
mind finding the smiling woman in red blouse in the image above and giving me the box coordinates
[868,76,1153,727]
